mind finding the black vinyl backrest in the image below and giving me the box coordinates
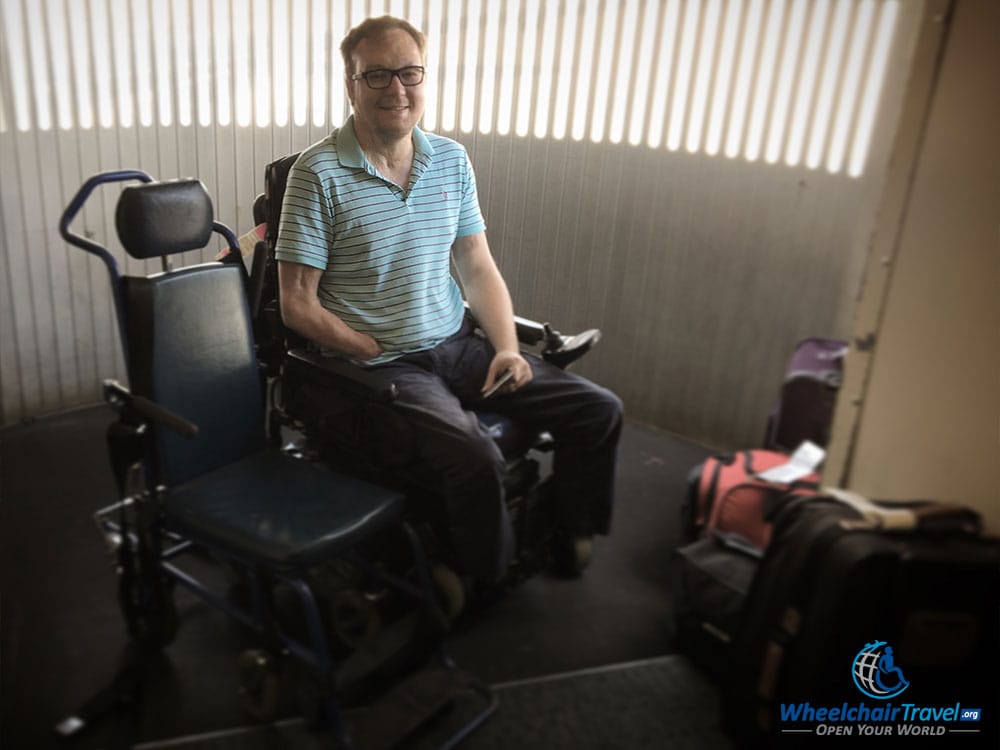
[116,180,214,259]
[116,178,265,485]
[123,265,266,485]
[260,152,310,355]
[264,152,301,247]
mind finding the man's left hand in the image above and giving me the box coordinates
[482,350,532,396]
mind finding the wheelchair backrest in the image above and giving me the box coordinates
[116,180,267,486]
[248,152,310,366]
[264,152,301,248]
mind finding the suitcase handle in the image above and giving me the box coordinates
[824,488,981,534]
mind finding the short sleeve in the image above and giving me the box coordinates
[273,158,334,270]
[455,150,486,238]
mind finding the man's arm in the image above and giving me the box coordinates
[278,260,383,361]
[452,232,532,393]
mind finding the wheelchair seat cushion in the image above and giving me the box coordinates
[163,449,405,570]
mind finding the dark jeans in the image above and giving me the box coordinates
[359,317,623,583]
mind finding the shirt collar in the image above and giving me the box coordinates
[338,115,435,170]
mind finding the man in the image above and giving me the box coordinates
[274,15,622,586]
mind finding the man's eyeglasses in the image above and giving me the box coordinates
[350,66,425,89]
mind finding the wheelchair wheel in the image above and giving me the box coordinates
[431,563,466,621]
[329,589,382,649]
[572,537,594,571]
[550,535,594,578]
[237,649,282,722]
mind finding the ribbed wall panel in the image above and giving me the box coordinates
[0,0,920,448]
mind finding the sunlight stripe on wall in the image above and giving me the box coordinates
[0,0,902,177]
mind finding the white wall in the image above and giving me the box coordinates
[825,0,1000,533]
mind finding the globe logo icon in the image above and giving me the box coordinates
[852,641,910,700]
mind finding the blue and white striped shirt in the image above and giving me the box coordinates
[274,116,486,363]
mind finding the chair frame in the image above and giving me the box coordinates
[56,170,497,749]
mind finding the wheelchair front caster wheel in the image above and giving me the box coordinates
[431,563,466,621]
[329,589,381,649]
[550,535,593,578]
[237,649,282,722]
[573,537,594,571]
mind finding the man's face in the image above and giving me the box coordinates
[347,29,426,143]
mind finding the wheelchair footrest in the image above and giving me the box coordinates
[335,610,435,697]
[344,660,496,749]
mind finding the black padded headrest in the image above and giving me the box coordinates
[116,179,214,259]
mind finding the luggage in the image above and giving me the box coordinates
[682,450,820,552]
[725,491,999,748]
[672,531,760,682]
[764,337,847,452]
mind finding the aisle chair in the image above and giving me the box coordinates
[56,170,496,749]
[249,152,603,602]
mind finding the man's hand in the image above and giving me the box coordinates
[452,233,532,397]
[481,350,532,396]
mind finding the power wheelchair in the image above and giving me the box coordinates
[54,163,602,747]
[248,152,603,604]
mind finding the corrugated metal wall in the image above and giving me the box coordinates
[0,0,920,448]
[466,135,881,447]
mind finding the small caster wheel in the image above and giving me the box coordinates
[550,534,593,578]
[237,649,281,722]
[329,589,381,649]
[572,536,594,572]
[431,563,466,622]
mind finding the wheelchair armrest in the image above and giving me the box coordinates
[286,349,398,402]
[103,380,199,437]
[513,315,548,346]
[541,328,602,369]
[509,308,603,369]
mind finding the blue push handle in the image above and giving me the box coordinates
[59,169,155,273]
[60,170,154,367]
[212,221,241,258]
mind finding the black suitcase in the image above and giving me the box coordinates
[726,493,1000,748]
[672,531,761,682]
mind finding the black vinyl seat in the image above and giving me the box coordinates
[164,449,404,570]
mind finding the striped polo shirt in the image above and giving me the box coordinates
[274,115,486,363]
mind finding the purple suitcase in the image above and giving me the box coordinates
[764,337,847,452]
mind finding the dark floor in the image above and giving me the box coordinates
[1,404,716,749]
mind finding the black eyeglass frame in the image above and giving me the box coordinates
[349,66,426,89]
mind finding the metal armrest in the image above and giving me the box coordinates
[285,349,398,402]
[104,380,199,437]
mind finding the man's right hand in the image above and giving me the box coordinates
[277,260,385,361]
[355,333,384,362]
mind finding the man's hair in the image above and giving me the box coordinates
[340,16,427,76]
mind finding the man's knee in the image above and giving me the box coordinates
[446,431,506,489]
[579,384,624,442]
[599,387,624,426]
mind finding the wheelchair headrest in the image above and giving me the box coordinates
[116,179,214,259]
